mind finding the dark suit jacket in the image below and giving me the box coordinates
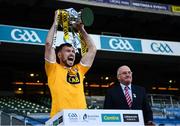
[103,83,153,123]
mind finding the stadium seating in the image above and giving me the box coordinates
[0,96,50,125]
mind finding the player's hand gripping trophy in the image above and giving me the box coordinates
[52,8,94,55]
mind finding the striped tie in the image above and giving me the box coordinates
[124,86,132,108]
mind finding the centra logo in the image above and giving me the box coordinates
[101,114,121,122]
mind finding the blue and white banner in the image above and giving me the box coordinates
[0,24,101,48]
[141,39,180,56]
[100,35,142,53]
[0,24,48,45]
[99,35,180,56]
[1,24,180,57]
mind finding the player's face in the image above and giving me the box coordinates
[59,46,75,67]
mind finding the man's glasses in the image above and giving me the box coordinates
[119,71,132,75]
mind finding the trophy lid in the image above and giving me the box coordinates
[81,7,94,26]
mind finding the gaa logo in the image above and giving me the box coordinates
[68,113,78,120]
[109,38,134,51]
[100,36,142,52]
[67,72,80,84]
[68,113,79,121]
[11,29,41,43]
[68,113,78,118]
[151,42,173,53]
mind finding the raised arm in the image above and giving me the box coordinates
[77,24,97,67]
[44,11,58,63]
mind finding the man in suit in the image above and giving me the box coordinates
[104,65,154,125]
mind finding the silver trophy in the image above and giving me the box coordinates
[63,7,94,27]
[52,7,94,50]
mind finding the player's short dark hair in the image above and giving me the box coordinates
[55,43,73,64]
[55,43,73,55]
